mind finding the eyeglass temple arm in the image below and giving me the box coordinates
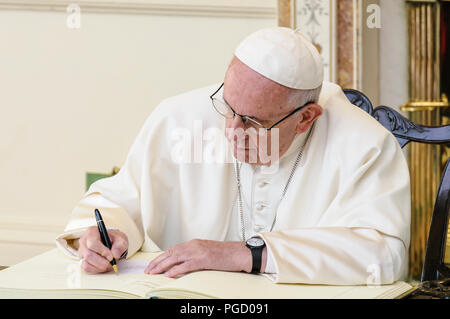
[210,83,225,99]
[268,102,313,131]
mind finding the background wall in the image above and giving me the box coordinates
[354,0,408,110]
[379,0,408,110]
[0,0,277,265]
[361,0,380,107]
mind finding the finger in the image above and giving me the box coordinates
[145,251,172,274]
[110,233,128,260]
[81,258,111,274]
[148,254,184,275]
[80,247,112,272]
[81,259,98,274]
[84,236,113,262]
[164,261,198,278]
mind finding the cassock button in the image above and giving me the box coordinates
[258,181,268,188]
[255,203,265,211]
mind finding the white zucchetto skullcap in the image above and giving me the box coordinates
[234,27,324,90]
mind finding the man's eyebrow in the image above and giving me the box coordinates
[222,95,265,121]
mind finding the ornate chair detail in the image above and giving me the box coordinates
[343,89,374,115]
[343,89,450,283]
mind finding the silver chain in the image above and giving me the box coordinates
[234,124,315,241]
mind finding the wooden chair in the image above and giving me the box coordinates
[343,89,450,282]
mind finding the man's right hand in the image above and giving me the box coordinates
[78,226,129,274]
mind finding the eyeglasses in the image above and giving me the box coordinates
[210,83,313,132]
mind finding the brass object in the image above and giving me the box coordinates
[401,94,449,112]
[111,166,120,175]
[405,0,447,280]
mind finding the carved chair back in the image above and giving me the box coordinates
[343,89,450,282]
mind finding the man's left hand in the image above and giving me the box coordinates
[144,239,265,278]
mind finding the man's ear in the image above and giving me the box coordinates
[295,104,323,134]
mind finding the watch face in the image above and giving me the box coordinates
[246,237,265,247]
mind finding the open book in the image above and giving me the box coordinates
[0,249,415,299]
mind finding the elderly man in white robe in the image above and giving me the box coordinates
[56,27,410,285]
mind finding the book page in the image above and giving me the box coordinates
[148,270,414,299]
[0,249,174,298]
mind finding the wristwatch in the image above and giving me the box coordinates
[245,237,266,274]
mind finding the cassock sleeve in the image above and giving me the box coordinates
[55,194,144,260]
[258,131,411,285]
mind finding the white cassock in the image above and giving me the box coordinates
[56,81,411,285]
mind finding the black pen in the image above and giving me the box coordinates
[94,208,119,274]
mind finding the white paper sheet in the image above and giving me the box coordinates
[107,260,148,274]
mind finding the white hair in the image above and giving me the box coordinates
[287,84,323,108]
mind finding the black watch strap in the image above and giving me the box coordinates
[246,238,265,273]
[250,246,263,273]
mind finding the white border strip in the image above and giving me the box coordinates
[0,1,277,18]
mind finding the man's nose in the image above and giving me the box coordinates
[226,116,247,142]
